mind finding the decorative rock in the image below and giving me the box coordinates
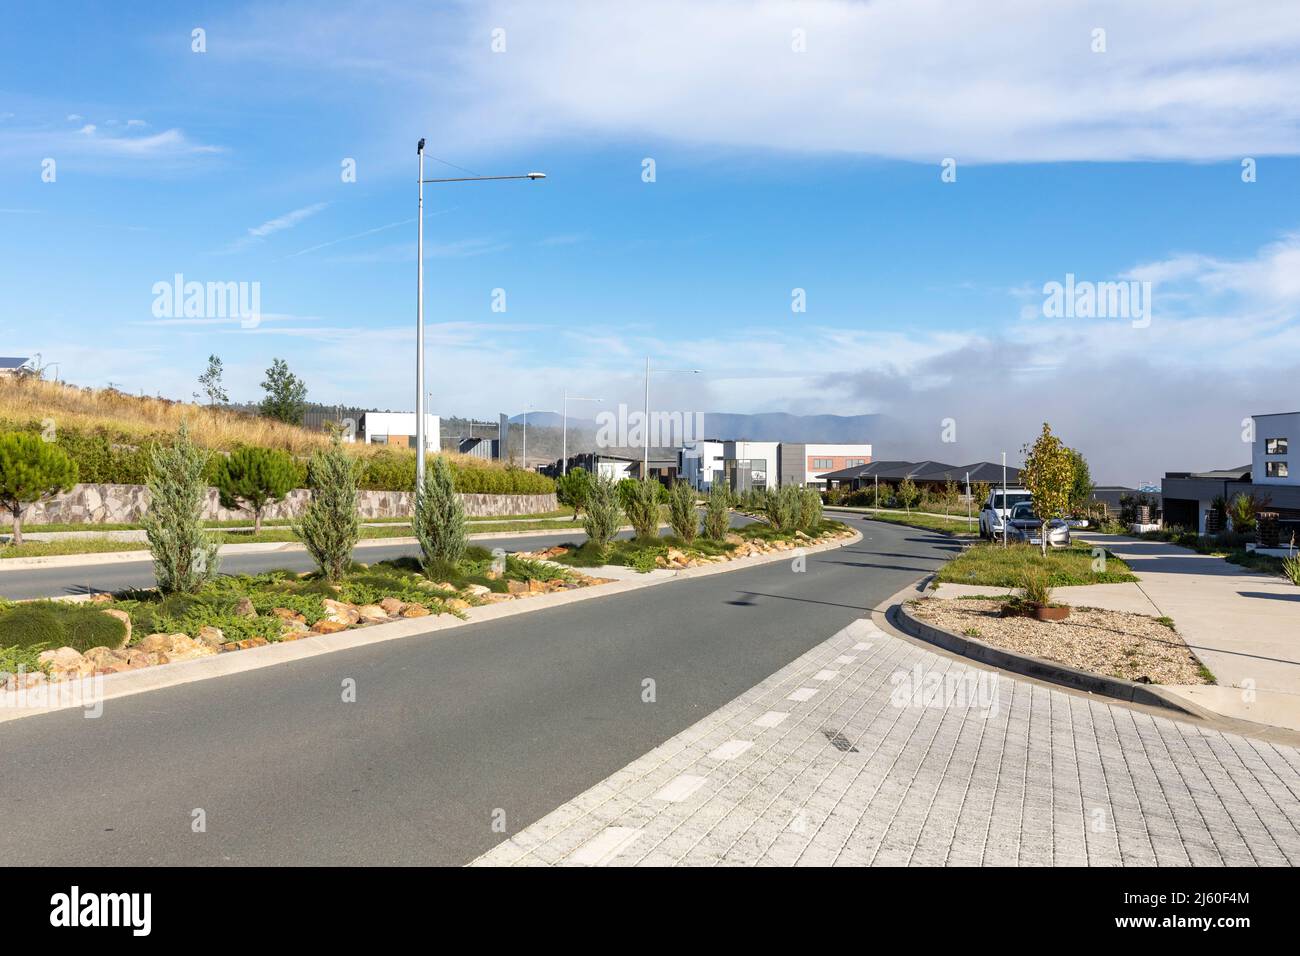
[135,633,174,654]
[311,618,349,634]
[87,592,114,604]
[100,608,132,647]
[271,607,306,623]
[321,599,360,625]
[234,597,257,618]
[446,598,471,612]
[357,604,389,623]
[463,584,492,598]
[125,649,156,669]
[197,625,225,649]
[379,597,406,615]
[507,580,529,595]
[82,646,126,669]
[400,603,431,618]
[38,646,92,679]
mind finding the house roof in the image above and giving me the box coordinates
[0,356,31,369]
[820,459,1019,483]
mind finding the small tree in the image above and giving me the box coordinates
[798,486,823,532]
[556,466,592,520]
[973,480,992,510]
[142,423,220,593]
[667,479,699,544]
[1066,448,1094,514]
[294,434,360,582]
[703,482,731,540]
[763,484,802,532]
[259,358,308,425]
[1021,422,1075,556]
[583,473,621,556]
[624,478,661,539]
[198,354,228,405]
[215,446,298,533]
[414,454,467,573]
[941,478,960,517]
[896,477,920,514]
[0,433,78,546]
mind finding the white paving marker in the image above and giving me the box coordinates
[853,642,872,651]
[753,711,790,728]
[569,826,643,865]
[787,687,818,702]
[813,670,839,681]
[708,739,754,761]
[834,655,856,665]
[653,774,708,803]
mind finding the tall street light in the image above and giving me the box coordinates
[561,390,603,475]
[415,138,545,489]
[643,356,701,480]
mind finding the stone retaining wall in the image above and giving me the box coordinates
[9,483,557,525]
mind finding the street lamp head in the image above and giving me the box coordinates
[418,138,426,152]
[526,172,546,180]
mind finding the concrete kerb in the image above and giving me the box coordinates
[0,528,861,723]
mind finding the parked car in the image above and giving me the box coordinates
[1006,501,1071,548]
[979,487,1034,539]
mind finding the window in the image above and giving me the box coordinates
[845,458,866,467]
[812,458,834,469]
[1265,460,1289,478]
[1266,437,1288,455]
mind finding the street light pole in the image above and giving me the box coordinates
[416,139,426,488]
[562,390,603,475]
[413,139,545,492]
[642,357,701,481]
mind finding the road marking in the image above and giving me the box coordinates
[708,739,754,761]
[569,826,643,865]
[813,670,839,681]
[753,711,789,728]
[653,774,708,803]
[787,687,818,702]
[834,655,856,665]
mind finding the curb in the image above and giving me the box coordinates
[890,594,1200,715]
[0,528,861,723]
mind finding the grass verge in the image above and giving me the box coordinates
[935,541,1138,588]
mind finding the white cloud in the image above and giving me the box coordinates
[218,203,330,253]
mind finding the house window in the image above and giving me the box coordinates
[812,458,834,469]
[1265,460,1289,478]
[845,458,866,467]
[1266,437,1288,455]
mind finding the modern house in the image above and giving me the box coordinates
[0,357,32,376]
[360,412,441,451]
[679,440,872,492]
[821,460,1022,494]
[1161,410,1300,536]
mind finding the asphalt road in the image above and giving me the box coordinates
[0,515,959,865]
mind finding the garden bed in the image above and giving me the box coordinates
[0,546,610,689]
[908,597,1213,686]
[935,541,1138,588]
[536,520,855,573]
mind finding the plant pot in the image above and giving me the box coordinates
[1030,603,1070,622]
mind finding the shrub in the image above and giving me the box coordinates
[703,482,731,541]
[414,454,467,572]
[294,435,361,583]
[763,484,802,532]
[556,466,591,519]
[1019,565,1053,606]
[0,431,79,545]
[623,479,661,539]
[0,601,126,652]
[582,474,621,556]
[798,486,823,532]
[142,423,220,593]
[214,446,298,533]
[667,480,699,544]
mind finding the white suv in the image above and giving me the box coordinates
[979,488,1033,540]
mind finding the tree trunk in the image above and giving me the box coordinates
[11,508,22,547]
[254,508,262,535]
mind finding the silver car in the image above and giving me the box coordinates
[1006,501,1071,548]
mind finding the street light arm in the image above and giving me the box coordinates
[421,174,546,183]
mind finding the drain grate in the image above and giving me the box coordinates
[822,728,859,753]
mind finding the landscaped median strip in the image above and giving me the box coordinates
[0,525,862,722]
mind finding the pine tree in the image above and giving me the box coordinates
[667,479,699,543]
[414,454,467,574]
[142,423,220,593]
[259,358,308,425]
[0,433,79,546]
[624,478,661,539]
[294,435,360,582]
[703,481,731,541]
[214,446,298,533]
[582,473,621,557]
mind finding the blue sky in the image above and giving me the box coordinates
[3,0,1299,483]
